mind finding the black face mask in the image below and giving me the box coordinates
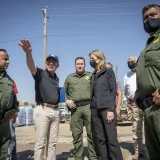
[90,60,97,68]
[144,18,160,33]
[128,63,136,70]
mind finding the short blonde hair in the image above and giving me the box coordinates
[89,50,106,71]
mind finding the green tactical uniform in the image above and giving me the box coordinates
[0,71,19,160]
[136,29,160,159]
[64,72,97,160]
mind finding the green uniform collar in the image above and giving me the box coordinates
[0,70,6,77]
[73,71,87,77]
[152,29,160,37]
[147,29,160,45]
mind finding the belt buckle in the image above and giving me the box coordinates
[77,103,80,107]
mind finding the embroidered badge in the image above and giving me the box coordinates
[85,76,89,80]
[153,36,159,44]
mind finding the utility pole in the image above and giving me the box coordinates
[116,65,118,79]
[42,6,48,69]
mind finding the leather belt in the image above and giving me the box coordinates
[75,100,90,107]
[135,95,155,110]
[37,103,58,109]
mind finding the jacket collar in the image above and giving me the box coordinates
[0,70,6,77]
[93,68,108,77]
[45,69,59,81]
[147,29,160,45]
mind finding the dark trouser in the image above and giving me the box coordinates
[10,139,17,160]
[144,104,160,160]
[71,105,97,160]
[9,121,17,160]
[91,108,123,160]
[0,140,10,160]
[0,119,11,160]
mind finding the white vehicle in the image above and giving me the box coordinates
[58,102,70,123]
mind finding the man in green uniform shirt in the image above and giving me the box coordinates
[64,57,97,160]
[0,49,19,160]
[135,4,160,160]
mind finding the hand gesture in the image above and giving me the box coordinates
[10,111,18,123]
[127,103,132,109]
[152,89,160,105]
[66,100,76,109]
[19,40,32,54]
[107,111,114,123]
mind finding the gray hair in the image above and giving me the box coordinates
[128,56,138,62]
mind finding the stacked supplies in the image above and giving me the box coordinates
[25,106,34,126]
[16,107,26,126]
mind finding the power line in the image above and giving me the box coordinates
[0,36,42,44]
[50,12,141,17]
[0,32,136,44]
[49,4,145,10]
[49,2,146,8]
[47,33,133,36]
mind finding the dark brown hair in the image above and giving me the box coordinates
[0,49,7,53]
[142,4,160,15]
[75,57,85,64]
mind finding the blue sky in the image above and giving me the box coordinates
[1,0,159,102]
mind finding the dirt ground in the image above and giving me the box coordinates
[15,122,145,160]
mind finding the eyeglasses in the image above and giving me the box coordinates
[127,61,135,64]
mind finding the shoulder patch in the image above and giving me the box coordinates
[85,76,90,80]
[153,36,159,44]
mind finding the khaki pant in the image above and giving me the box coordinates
[34,105,60,160]
[132,105,143,154]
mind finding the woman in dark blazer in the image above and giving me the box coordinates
[89,50,123,160]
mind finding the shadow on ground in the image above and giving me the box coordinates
[56,147,89,160]
[17,150,34,160]
[17,142,136,160]
[120,142,133,154]
[17,144,88,160]
[117,122,132,126]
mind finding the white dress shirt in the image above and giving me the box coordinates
[124,71,137,100]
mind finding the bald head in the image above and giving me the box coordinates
[106,62,113,69]
[0,49,9,71]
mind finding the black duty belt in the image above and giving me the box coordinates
[75,100,90,107]
[0,110,4,117]
[128,99,135,106]
[136,95,155,110]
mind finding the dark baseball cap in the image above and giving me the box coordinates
[46,55,59,63]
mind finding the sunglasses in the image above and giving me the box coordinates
[127,61,135,64]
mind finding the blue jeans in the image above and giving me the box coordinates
[9,121,17,160]
[10,139,17,160]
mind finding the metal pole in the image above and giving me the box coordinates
[42,6,48,69]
